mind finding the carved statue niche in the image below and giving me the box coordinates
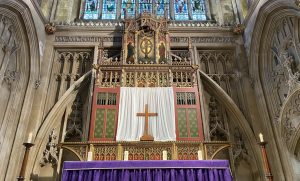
[122,14,169,64]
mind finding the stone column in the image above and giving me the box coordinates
[231,0,241,24]
[215,0,224,25]
[204,0,212,20]
[170,0,175,20]
[99,0,104,19]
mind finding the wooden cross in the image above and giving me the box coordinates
[137,104,158,141]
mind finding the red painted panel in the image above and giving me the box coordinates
[173,86,204,141]
[89,86,120,141]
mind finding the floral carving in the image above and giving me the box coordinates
[40,129,59,167]
[232,24,245,35]
[295,0,300,8]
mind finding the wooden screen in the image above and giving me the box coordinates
[89,87,120,141]
[174,86,204,141]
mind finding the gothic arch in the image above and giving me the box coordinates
[249,0,300,180]
[0,0,40,180]
[200,70,264,180]
[27,71,91,180]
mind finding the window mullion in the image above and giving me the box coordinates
[170,0,175,20]
[99,0,103,19]
[187,0,192,20]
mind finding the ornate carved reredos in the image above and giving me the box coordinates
[95,13,197,88]
[123,13,169,65]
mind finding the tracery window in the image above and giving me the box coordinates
[83,0,100,19]
[102,0,117,19]
[156,0,169,17]
[191,0,206,20]
[174,0,188,20]
[121,0,135,18]
[82,0,206,20]
[139,0,152,14]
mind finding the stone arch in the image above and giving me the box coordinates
[27,71,91,180]
[200,71,264,180]
[0,0,40,180]
[249,0,300,180]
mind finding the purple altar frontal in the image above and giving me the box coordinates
[62,160,233,181]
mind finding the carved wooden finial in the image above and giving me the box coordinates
[192,64,199,70]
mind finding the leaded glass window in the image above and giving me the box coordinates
[191,0,206,20]
[102,0,117,19]
[139,0,152,14]
[121,0,135,18]
[156,0,169,17]
[174,0,188,20]
[83,0,99,19]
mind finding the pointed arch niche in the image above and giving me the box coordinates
[249,0,300,180]
[0,0,40,180]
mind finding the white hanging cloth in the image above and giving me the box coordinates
[116,87,176,141]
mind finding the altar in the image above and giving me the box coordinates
[62,160,232,181]
[59,12,234,181]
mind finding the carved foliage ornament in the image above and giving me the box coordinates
[40,129,59,167]
[280,91,300,143]
[296,0,300,8]
[232,24,245,35]
[268,18,299,124]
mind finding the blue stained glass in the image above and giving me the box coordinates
[139,0,152,14]
[121,0,135,18]
[191,0,206,20]
[174,0,188,20]
[102,0,117,19]
[156,0,169,17]
[83,0,99,19]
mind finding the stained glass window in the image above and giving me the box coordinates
[191,0,206,20]
[121,0,135,18]
[102,0,117,19]
[156,0,169,17]
[174,0,188,20]
[83,0,99,19]
[139,0,152,14]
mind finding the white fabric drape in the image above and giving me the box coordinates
[116,87,176,141]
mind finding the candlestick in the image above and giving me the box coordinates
[197,150,203,160]
[87,151,93,161]
[163,150,167,160]
[17,143,34,181]
[27,132,33,143]
[258,142,273,181]
[259,133,264,142]
[124,151,129,161]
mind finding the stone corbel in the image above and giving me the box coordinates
[45,23,56,35]
[232,24,245,35]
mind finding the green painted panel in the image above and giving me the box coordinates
[105,109,116,138]
[94,109,105,138]
[188,108,199,137]
[177,108,188,137]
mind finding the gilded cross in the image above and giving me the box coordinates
[137,104,158,141]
